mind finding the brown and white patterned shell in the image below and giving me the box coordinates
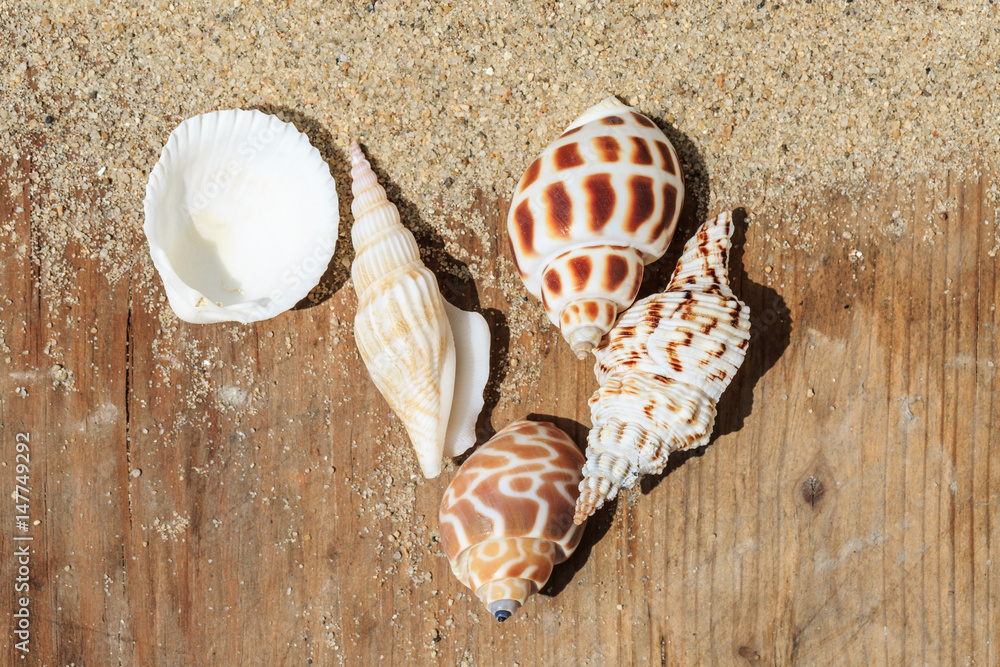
[506,97,685,359]
[574,211,751,523]
[439,419,586,621]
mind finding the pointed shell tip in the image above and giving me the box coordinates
[349,141,365,165]
[568,325,602,360]
[573,495,597,525]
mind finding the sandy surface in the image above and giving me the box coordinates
[3,0,999,298]
[3,0,998,403]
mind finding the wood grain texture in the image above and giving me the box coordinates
[1,150,999,666]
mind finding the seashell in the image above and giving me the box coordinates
[439,418,586,621]
[144,109,339,323]
[574,211,751,523]
[506,97,685,359]
[349,142,491,478]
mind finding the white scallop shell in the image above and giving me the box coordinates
[507,96,685,358]
[575,211,751,523]
[350,142,491,478]
[144,110,339,323]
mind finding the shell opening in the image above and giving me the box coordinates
[143,110,339,324]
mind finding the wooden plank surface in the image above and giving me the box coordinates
[2,134,999,665]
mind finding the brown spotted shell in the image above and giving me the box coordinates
[438,419,586,621]
[506,97,685,359]
[575,211,751,523]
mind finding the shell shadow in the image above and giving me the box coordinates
[639,208,792,498]
[713,208,792,439]
[524,413,615,599]
[473,307,509,445]
[349,141,510,450]
[542,496,617,599]
[636,114,711,298]
[639,446,710,496]
[249,104,356,309]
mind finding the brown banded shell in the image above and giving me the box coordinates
[574,211,751,523]
[506,97,685,358]
[439,419,586,621]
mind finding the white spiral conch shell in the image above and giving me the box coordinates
[439,419,586,622]
[349,142,491,478]
[506,97,685,358]
[575,211,751,523]
[144,109,339,323]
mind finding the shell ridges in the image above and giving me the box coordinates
[574,211,751,523]
[350,142,490,478]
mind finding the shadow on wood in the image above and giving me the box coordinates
[639,446,710,496]
[714,207,791,439]
[640,207,792,498]
[542,494,617,599]
[474,307,510,446]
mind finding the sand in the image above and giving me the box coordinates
[3,0,999,301]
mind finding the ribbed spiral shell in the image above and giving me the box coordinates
[506,97,685,358]
[350,145,422,296]
[439,419,586,621]
[351,142,492,479]
[574,211,751,523]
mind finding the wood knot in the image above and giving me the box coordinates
[801,475,825,507]
[737,646,761,662]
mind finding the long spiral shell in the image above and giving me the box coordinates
[439,419,586,621]
[350,142,490,478]
[574,211,751,523]
[506,97,685,358]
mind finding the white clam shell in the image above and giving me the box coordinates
[144,109,339,323]
[574,211,751,523]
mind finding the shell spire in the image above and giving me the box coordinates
[349,141,417,295]
[506,97,685,359]
[574,211,751,523]
[350,141,491,478]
